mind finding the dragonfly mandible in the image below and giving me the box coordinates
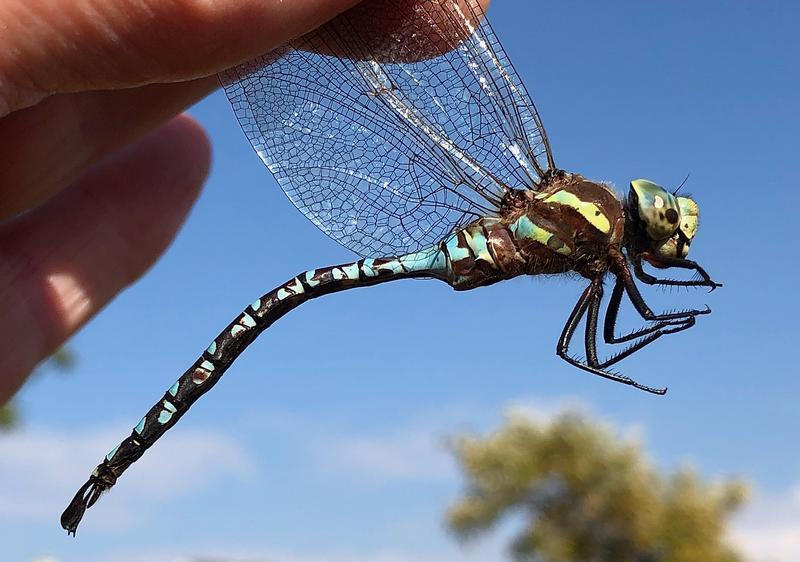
[62,0,721,535]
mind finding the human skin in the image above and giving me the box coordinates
[0,0,489,404]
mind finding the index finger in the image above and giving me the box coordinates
[0,0,491,117]
[0,0,361,115]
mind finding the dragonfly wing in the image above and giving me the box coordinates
[222,0,554,257]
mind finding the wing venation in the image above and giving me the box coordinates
[222,0,554,257]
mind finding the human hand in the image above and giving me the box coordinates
[0,0,361,403]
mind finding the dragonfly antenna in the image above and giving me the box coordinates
[673,173,691,195]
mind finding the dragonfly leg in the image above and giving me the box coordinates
[611,250,710,322]
[633,253,722,291]
[556,279,667,395]
[587,278,695,369]
[603,277,696,344]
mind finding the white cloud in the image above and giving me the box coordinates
[223,548,502,562]
[243,404,473,485]
[731,484,800,562]
[0,424,256,523]
[301,403,501,484]
[92,538,508,562]
[312,426,456,483]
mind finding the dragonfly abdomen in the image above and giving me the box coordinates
[61,254,444,534]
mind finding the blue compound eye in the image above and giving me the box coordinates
[628,179,682,241]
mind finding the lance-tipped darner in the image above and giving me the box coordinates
[62,0,721,535]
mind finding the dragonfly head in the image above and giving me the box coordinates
[627,179,699,258]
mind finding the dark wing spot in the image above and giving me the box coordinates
[666,208,679,223]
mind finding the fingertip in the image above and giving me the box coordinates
[0,0,362,111]
[0,114,214,400]
[91,113,212,279]
[154,112,213,188]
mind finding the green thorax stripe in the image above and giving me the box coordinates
[509,215,572,255]
[537,189,611,234]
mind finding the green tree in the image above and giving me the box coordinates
[0,347,75,431]
[0,403,15,430]
[447,412,748,562]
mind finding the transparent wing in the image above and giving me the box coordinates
[222,0,554,257]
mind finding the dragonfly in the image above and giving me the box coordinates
[62,0,721,535]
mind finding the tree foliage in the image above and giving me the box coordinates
[447,412,748,562]
[0,403,16,430]
[0,347,75,432]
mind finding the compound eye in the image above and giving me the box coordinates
[656,196,700,258]
[629,179,681,241]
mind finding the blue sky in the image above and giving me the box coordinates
[3,1,799,561]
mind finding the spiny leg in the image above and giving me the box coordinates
[556,279,666,395]
[586,279,695,369]
[611,250,710,322]
[603,277,695,345]
[633,253,722,291]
